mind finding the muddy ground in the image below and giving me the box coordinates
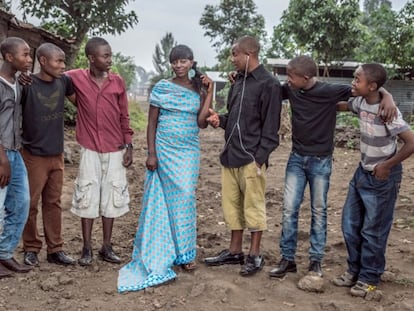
[0,123,413,311]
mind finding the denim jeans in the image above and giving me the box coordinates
[279,152,332,262]
[342,163,402,285]
[0,150,30,260]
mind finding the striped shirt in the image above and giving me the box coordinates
[348,96,409,171]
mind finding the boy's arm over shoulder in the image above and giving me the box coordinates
[254,77,282,166]
[63,74,76,105]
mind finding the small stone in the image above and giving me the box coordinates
[297,274,325,293]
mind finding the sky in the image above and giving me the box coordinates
[11,0,409,73]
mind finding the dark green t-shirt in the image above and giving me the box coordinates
[21,74,74,156]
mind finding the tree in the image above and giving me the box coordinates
[18,0,138,67]
[111,53,137,91]
[394,1,414,78]
[151,32,176,83]
[0,0,11,10]
[269,0,362,76]
[199,0,266,70]
[363,0,391,14]
[355,3,397,66]
[136,66,154,88]
[356,1,414,79]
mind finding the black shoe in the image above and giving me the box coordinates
[24,251,39,266]
[47,251,76,266]
[308,260,323,277]
[78,248,93,266]
[204,249,245,266]
[268,258,297,278]
[239,255,265,276]
[98,245,121,264]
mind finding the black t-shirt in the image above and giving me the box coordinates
[21,74,74,156]
[282,81,352,156]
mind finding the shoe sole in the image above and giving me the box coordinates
[98,253,121,264]
[269,267,297,278]
[47,258,76,266]
[204,260,244,266]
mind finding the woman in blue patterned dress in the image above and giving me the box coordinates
[118,45,213,292]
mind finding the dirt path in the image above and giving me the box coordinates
[0,127,413,311]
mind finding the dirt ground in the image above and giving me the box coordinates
[0,123,413,311]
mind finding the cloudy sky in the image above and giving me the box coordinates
[104,0,409,72]
[12,1,409,72]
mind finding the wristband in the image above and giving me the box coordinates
[119,143,133,150]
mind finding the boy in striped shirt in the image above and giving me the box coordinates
[334,63,414,299]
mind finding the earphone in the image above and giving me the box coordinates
[221,52,261,175]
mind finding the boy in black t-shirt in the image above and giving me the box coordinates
[21,43,76,267]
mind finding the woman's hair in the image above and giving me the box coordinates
[169,45,205,95]
[361,63,387,89]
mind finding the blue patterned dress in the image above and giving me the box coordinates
[118,79,201,292]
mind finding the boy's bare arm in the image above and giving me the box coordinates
[378,87,397,122]
[0,147,10,188]
[336,101,349,111]
[66,93,76,106]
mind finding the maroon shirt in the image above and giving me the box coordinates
[66,69,133,153]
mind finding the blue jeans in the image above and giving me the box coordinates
[279,152,332,262]
[0,150,30,260]
[342,164,402,285]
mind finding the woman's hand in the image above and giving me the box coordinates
[146,154,158,171]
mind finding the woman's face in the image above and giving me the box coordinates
[171,58,193,78]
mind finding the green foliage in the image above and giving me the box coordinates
[269,0,362,76]
[337,113,359,128]
[111,52,137,91]
[64,99,77,126]
[128,100,147,132]
[151,32,176,84]
[19,0,139,67]
[199,0,267,70]
[355,1,414,79]
[0,0,12,11]
[73,39,88,69]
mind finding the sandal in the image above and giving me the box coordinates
[181,262,197,272]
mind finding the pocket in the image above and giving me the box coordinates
[112,181,130,208]
[72,179,92,209]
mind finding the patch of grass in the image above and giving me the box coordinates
[129,100,147,132]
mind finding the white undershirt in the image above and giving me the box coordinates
[0,76,17,100]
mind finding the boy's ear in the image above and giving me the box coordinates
[4,52,13,63]
[369,82,378,92]
[39,55,46,66]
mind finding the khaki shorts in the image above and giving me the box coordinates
[221,162,267,231]
[71,147,130,219]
